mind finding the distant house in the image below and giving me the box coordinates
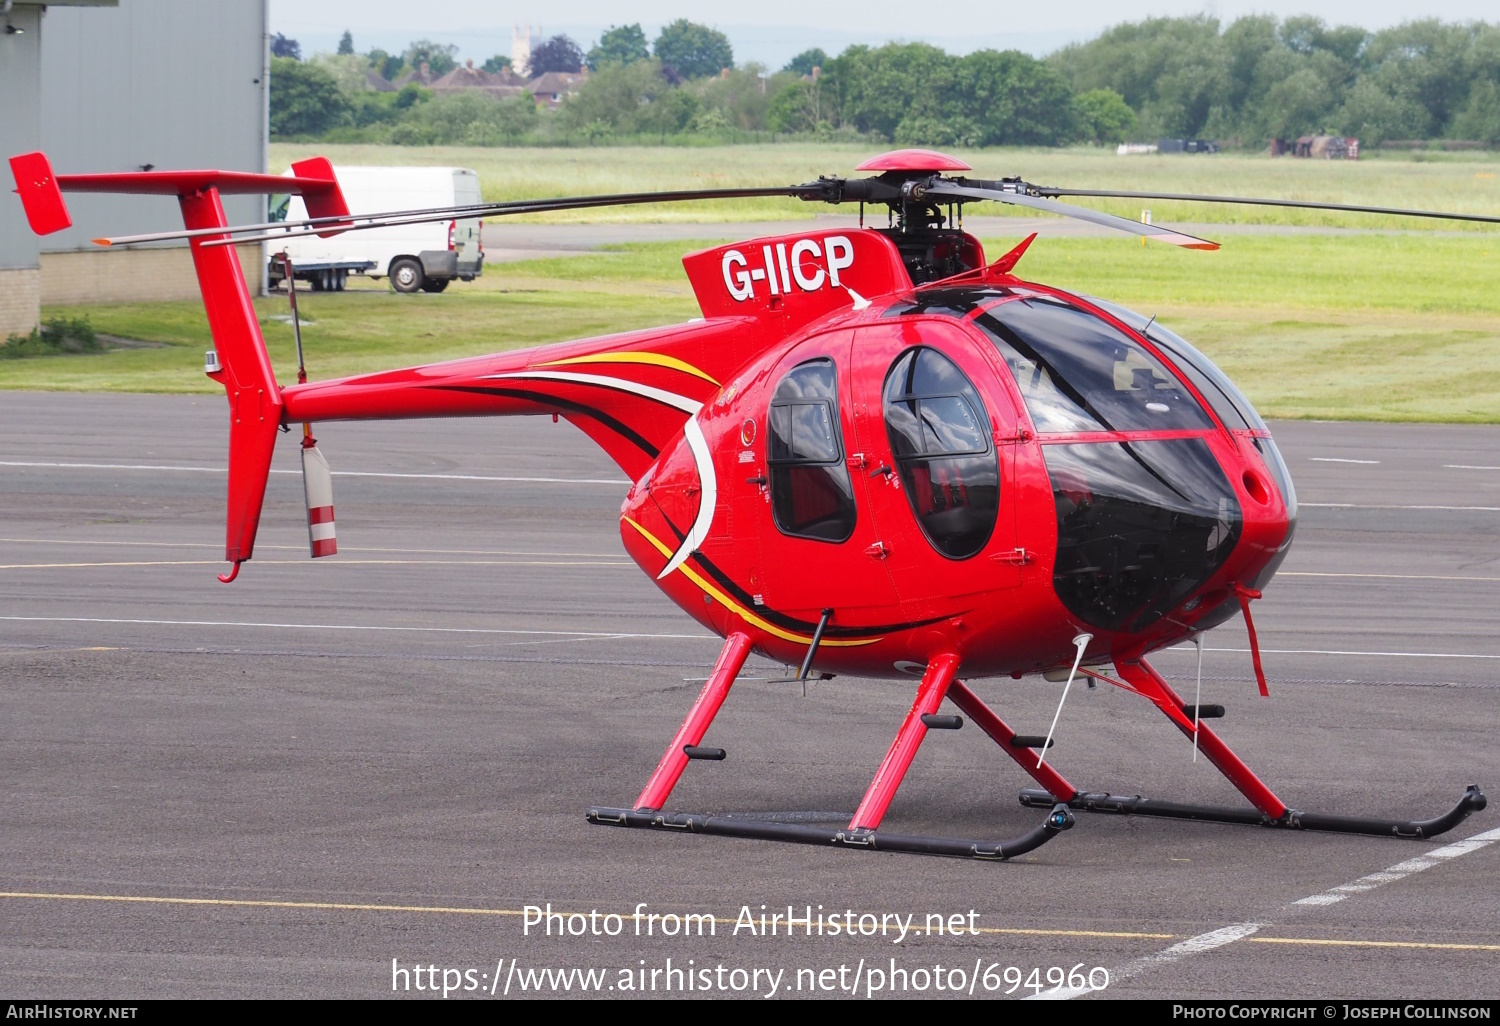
[431,60,527,99]
[393,61,438,88]
[526,70,586,109]
[364,70,396,93]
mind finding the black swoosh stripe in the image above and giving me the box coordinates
[650,504,955,639]
[431,385,659,459]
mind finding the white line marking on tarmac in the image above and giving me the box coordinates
[1038,825,1500,999]
[1302,503,1500,512]
[1166,645,1500,661]
[1281,571,1500,583]
[0,538,624,558]
[0,461,627,486]
[0,615,714,641]
[1444,465,1500,471]
[1029,922,1265,1000]
[1309,457,1379,464]
[1289,826,1500,908]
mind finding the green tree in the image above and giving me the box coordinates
[1451,79,1500,145]
[481,55,512,75]
[783,48,827,76]
[530,35,584,74]
[269,56,352,136]
[690,65,790,131]
[654,19,733,78]
[822,43,954,141]
[402,39,458,77]
[337,30,354,56]
[401,91,539,145]
[368,49,403,81]
[1076,88,1137,144]
[767,79,821,133]
[588,24,649,69]
[560,59,699,135]
[951,49,1078,146]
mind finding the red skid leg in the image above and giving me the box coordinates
[634,631,752,812]
[1115,657,1288,820]
[849,653,960,832]
[948,681,1078,802]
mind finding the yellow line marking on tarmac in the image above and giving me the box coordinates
[1248,937,1500,952]
[0,891,1170,939]
[5,892,1490,951]
[0,891,526,916]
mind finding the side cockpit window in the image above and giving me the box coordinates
[976,297,1213,433]
[883,347,999,559]
[768,358,857,542]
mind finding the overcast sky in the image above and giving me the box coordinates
[269,1,1498,68]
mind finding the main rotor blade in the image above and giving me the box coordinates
[1032,187,1500,226]
[923,183,1220,250]
[102,185,823,248]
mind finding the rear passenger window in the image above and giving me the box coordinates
[768,359,857,542]
[884,348,999,559]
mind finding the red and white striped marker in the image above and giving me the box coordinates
[301,444,337,558]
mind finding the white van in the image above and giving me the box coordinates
[269,166,484,294]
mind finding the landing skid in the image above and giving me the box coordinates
[586,637,1075,862]
[586,804,1074,861]
[1019,785,1486,839]
[1012,655,1488,841]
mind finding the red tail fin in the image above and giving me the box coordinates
[9,151,349,575]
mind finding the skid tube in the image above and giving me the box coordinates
[586,804,1075,862]
[1019,785,1486,839]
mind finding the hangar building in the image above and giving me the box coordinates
[2,0,268,338]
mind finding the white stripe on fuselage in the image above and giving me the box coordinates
[481,369,715,579]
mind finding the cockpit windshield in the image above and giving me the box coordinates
[975,296,1213,433]
[1082,296,1267,433]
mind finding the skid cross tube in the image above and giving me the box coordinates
[948,680,1078,801]
[1015,656,1487,839]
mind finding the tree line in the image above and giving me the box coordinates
[270,16,1500,148]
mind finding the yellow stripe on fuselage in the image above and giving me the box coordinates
[538,352,720,386]
[622,517,880,648]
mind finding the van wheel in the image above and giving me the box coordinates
[420,278,450,293]
[390,258,424,294]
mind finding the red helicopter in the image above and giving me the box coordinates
[10,147,1495,861]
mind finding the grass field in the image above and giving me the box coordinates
[270,142,1500,230]
[8,229,1500,422]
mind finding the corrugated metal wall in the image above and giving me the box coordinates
[39,0,268,253]
[0,5,44,271]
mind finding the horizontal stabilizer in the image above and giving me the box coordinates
[7,150,350,239]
